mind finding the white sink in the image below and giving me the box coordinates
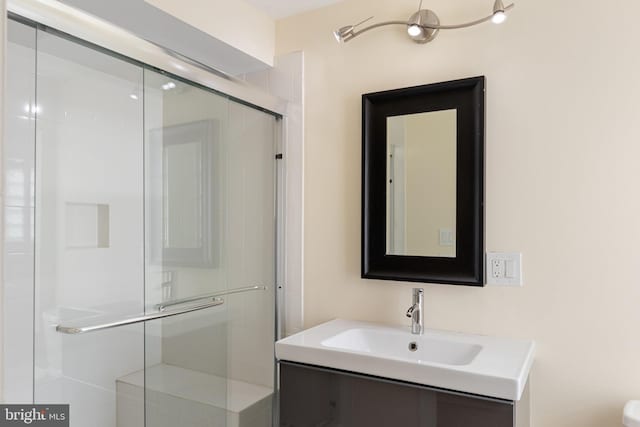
[322,327,482,366]
[276,319,535,401]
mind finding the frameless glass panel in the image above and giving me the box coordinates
[3,18,37,404]
[33,29,145,426]
[144,68,277,427]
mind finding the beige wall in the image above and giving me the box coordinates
[276,0,640,426]
[144,0,275,66]
[0,0,5,402]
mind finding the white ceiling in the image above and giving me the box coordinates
[244,0,344,19]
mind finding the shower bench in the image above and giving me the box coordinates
[116,363,272,427]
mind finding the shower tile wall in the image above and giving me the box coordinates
[3,19,36,404]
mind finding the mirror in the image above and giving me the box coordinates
[386,109,457,258]
[362,77,484,286]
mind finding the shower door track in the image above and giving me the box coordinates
[6,0,287,117]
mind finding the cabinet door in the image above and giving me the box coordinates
[279,363,514,427]
[437,393,514,427]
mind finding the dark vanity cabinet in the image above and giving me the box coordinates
[279,362,529,427]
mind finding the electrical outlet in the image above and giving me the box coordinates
[486,252,522,286]
[491,258,504,278]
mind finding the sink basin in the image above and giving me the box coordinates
[276,319,535,401]
[322,328,482,366]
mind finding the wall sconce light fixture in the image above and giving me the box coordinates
[333,0,515,44]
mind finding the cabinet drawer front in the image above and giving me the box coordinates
[280,362,515,427]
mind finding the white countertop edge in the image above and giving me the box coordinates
[514,340,536,400]
[276,319,535,401]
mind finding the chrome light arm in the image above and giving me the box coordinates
[336,3,515,44]
[427,3,515,30]
[349,20,408,39]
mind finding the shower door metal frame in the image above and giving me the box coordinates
[7,0,287,118]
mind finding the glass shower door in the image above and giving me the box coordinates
[142,71,232,427]
[143,69,277,427]
[33,27,147,427]
[13,16,277,427]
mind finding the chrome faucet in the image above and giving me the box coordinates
[406,288,424,335]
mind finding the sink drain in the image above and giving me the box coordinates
[408,341,418,352]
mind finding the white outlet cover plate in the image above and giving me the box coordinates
[486,252,523,286]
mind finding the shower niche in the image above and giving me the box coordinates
[3,14,279,427]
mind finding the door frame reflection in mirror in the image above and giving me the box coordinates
[362,76,485,286]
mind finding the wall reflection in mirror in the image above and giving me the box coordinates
[386,110,457,258]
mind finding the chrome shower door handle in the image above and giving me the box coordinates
[56,297,225,335]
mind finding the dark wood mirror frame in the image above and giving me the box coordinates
[362,76,485,286]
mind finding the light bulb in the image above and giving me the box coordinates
[333,26,354,43]
[492,11,506,24]
[129,93,139,100]
[407,24,422,37]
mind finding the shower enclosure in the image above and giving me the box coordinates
[4,5,282,427]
